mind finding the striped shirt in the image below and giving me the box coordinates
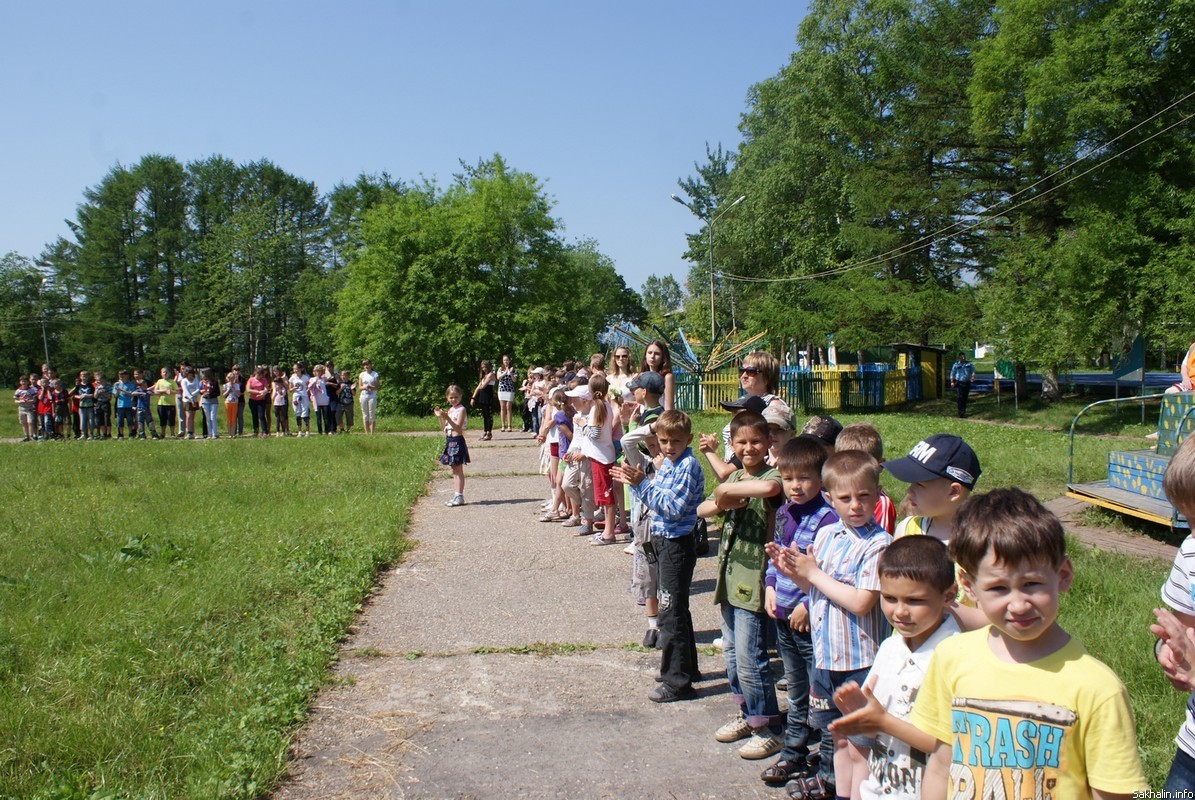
[809,519,891,671]
[766,497,837,620]
[1162,535,1195,759]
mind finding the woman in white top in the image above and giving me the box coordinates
[357,359,379,435]
[178,366,202,439]
[496,354,517,432]
[606,345,635,397]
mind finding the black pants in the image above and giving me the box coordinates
[477,402,494,433]
[158,405,176,432]
[955,381,971,417]
[656,533,700,691]
[249,399,270,435]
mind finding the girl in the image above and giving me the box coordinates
[639,340,676,411]
[36,377,55,439]
[245,366,271,437]
[606,345,635,397]
[357,359,378,435]
[470,359,497,440]
[179,366,201,439]
[336,369,354,432]
[575,374,619,545]
[496,354,516,432]
[535,386,562,518]
[74,370,96,440]
[290,362,312,436]
[323,364,339,434]
[154,367,178,437]
[434,385,469,507]
[199,368,220,439]
[272,366,290,436]
[222,371,241,437]
[93,371,112,440]
[309,364,331,435]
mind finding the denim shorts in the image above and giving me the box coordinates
[810,665,874,748]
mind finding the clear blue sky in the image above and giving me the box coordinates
[1,1,808,293]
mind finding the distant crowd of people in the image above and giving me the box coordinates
[11,359,380,441]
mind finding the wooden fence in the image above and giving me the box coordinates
[673,365,919,414]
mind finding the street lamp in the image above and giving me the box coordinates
[37,277,50,370]
[671,193,747,343]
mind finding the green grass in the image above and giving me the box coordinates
[0,434,439,799]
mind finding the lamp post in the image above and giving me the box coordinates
[37,277,50,370]
[671,193,746,344]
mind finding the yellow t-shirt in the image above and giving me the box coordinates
[153,379,177,407]
[895,515,974,607]
[909,627,1146,799]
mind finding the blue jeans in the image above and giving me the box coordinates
[775,617,819,763]
[1166,745,1195,792]
[201,400,219,437]
[720,603,781,731]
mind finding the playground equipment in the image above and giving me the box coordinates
[1066,392,1194,529]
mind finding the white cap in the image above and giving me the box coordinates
[565,385,592,400]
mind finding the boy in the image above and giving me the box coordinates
[612,410,705,702]
[772,450,891,800]
[700,411,785,760]
[912,488,1146,799]
[835,422,895,534]
[759,437,838,787]
[763,405,795,466]
[113,369,138,439]
[823,536,960,800]
[93,370,111,440]
[1152,435,1195,791]
[13,376,37,441]
[133,371,162,439]
[798,415,842,451]
[623,371,667,640]
[882,433,986,628]
[700,393,767,481]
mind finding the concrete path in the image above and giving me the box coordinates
[274,432,781,800]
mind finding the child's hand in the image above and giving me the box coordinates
[699,433,718,453]
[712,484,748,511]
[829,682,885,737]
[1152,608,1195,691]
[788,603,810,632]
[764,587,779,620]
[611,463,644,487]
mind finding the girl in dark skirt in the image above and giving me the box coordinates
[434,385,469,507]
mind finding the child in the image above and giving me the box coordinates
[36,377,55,440]
[612,409,705,703]
[308,364,330,435]
[798,415,842,451]
[133,372,162,439]
[271,366,290,437]
[93,371,111,440]
[535,387,564,518]
[822,536,960,800]
[758,437,838,788]
[763,405,795,466]
[882,433,986,629]
[73,371,96,440]
[561,382,598,534]
[700,394,768,481]
[912,488,1147,799]
[153,367,177,438]
[700,411,785,761]
[223,371,241,437]
[52,378,69,438]
[113,370,138,439]
[199,368,220,439]
[336,369,353,433]
[178,366,201,439]
[434,385,468,507]
[14,376,37,441]
[574,374,619,545]
[542,388,575,522]
[772,449,892,800]
[835,422,895,534]
[357,359,379,435]
[1152,435,1195,792]
[290,362,311,436]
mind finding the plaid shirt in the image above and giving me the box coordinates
[809,519,891,671]
[629,448,704,539]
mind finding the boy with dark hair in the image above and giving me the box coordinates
[913,488,1146,799]
[773,449,891,800]
[759,437,837,787]
[700,411,785,759]
[826,536,960,800]
[612,410,705,703]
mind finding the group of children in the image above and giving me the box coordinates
[12,359,381,441]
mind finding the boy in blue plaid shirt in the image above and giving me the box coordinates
[612,410,705,703]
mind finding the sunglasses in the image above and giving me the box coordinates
[615,354,630,359]
[739,366,759,374]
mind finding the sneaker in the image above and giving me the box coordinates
[712,637,724,650]
[714,712,752,743]
[647,683,694,703]
[445,494,464,507]
[738,729,783,760]
[576,524,595,537]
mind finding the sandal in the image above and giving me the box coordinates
[589,533,618,546]
[761,759,809,787]
[786,774,834,800]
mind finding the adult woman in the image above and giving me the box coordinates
[496,354,517,432]
[638,340,676,410]
[470,359,497,440]
[245,365,271,437]
[606,345,635,397]
[357,359,379,434]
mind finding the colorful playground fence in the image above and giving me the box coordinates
[673,364,922,414]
